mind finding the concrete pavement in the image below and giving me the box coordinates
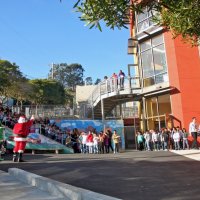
[1,150,200,200]
[170,149,200,161]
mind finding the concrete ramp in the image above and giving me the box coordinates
[3,126,74,154]
[0,170,67,200]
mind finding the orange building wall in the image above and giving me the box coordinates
[164,32,184,127]
[164,32,200,130]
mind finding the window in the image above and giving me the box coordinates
[153,44,167,75]
[139,34,168,87]
[146,97,158,117]
[141,50,154,78]
[145,94,172,130]
[157,95,171,115]
[136,6,156,33]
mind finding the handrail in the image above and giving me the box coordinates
[88,76,141,107]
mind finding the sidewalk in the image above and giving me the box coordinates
[0,170,65,200]
[170,149,200,161]
[0,168,121,200]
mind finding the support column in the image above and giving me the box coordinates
[101,98,105,131]
[141,97,147,132]
[119,103,123,119]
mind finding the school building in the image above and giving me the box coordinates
[128,4,200,131]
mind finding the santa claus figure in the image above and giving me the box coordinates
[13,115,34,162]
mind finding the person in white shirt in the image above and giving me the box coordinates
[151,130,159,151]
[144,130,151,151]
[173,128,180,150]
[93,133,99,154]
[189,117,198,149]
[80,132,87,153]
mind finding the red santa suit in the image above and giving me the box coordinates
[12,115,34,162]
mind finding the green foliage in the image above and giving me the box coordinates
[8,79,32,106]
[94,78,101,85]
[85,77,93,85]
[73,0,200,45]
[75,0,132,30]
[29,79,66,105]
[49,63,85,91]
[0,60,24,99]
[153,0,200,45]
[65,88,75,108]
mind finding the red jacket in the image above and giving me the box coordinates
[87,133,93,143]
[13,120,34,137]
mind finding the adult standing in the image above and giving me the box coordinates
[112,130,120,153]
[118,70,125,89]
[13,115,34,162]
[189,117,198,149]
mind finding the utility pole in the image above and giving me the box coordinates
[51,62,54,79]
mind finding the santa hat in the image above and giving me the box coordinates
[18,116,26,123]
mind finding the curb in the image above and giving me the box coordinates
[8,168,122,200]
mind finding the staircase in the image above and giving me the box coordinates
[87,76,142,119]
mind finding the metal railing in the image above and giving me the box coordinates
[88,76,141,106]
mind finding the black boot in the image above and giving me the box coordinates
[17,153,25,162]
[13,153,17,162]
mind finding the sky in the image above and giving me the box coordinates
[0,0,133,81]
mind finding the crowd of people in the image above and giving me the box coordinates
[0,104,122,154]
[41,123,121,154]
[136,124,198,151]
[1,104,200,156]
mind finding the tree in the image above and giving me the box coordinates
[94,78,101,85]
[65,88,75,108]
[49,63,85,91]
[8,78,32,110]
[0,60,24,103]
[72,0,200,45]
[85,77,93,85]
[29,79,66,106]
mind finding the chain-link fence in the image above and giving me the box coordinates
[11,105,81,119]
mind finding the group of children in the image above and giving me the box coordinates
[76,129,121,154]
[136,127,191,151]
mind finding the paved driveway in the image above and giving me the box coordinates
[0,151,200,200]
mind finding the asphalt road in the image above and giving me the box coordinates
[0,151,200,200]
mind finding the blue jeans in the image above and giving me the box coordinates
[93,144,98,153]
[183,139,189,149]
[145,141,151,150]
[174,141,180,150]
[81,144,87,153]
[153,141,159,150]
[164,141,168,150]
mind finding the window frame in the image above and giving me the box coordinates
[139,34,168,87]
[136,6,156,33]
